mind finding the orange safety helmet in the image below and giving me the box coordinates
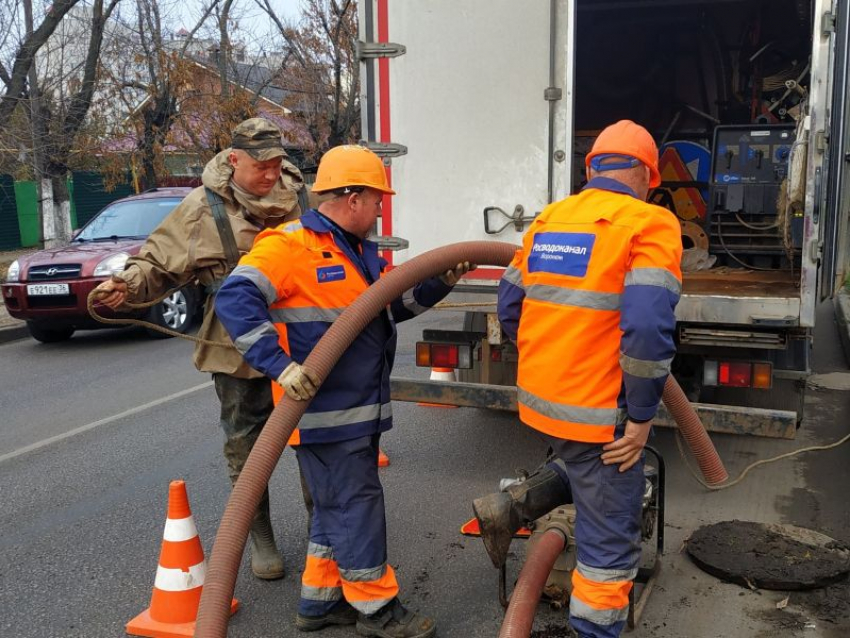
[311,145,396,195]
[585,120,661,189]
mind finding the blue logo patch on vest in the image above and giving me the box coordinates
[316,265,346,283]
[528,232,595,277]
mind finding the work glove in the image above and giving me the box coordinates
[439,261,477,286]
[277,361,321,401]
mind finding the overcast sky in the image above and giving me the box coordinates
[175,0,303,51]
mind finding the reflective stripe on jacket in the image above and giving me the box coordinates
[215,209,453,444]
[497,177,682,443]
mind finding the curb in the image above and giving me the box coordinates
[834,288,850,368]
[0,323,28,345]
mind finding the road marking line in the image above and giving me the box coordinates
[0,381,213,464]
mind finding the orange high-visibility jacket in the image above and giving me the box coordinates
[214,210,453,445]
[497,177,683,443]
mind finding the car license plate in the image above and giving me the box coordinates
[27,283,70,296]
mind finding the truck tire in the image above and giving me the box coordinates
[26,321,75,343]
[145,287,196,339]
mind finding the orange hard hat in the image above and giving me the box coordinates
[311,145,395,195]
[585,120,661,188]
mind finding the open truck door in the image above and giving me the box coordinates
[819,0,850,301]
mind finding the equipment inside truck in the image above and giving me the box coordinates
[574,0,810,269]
[573,0,818,415]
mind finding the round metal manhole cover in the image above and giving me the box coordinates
[686,520,850,590]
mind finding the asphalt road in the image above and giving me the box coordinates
[1,303,849,638]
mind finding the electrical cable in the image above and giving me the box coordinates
[87,278,232,346]
[676,429,850,491]
[733,213,780,230]
[715,221,779,271]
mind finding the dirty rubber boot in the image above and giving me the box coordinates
[472,466,572,569]
[249,490,285,580]
[356,598,436,638]
[296,599,358,632]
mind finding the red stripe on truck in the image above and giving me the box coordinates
[377,0,393,266]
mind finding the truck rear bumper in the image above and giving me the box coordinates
[390,378,798,439]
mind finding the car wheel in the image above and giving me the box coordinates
[26,321,75,343]
[145,288,195,339]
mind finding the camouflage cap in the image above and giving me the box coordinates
[231,118,287,161]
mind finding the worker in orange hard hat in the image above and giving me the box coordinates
[216,144,475,637]
[475,120,682,638]
[311,144,397,195]
[585,118,662,189]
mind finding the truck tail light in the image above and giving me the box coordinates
[752,363,772,389]
[415,342,472,369]
[703,360,772,389]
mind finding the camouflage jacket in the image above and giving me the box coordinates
[119,150,303,378]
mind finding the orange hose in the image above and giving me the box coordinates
[499,529,567,638]
[662,376,729,485]
[194,240,727,636]
[195,241,519,637]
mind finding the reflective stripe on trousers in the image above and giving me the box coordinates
[296,434,398,617]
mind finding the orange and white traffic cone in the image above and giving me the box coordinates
[126,480,238,638]
[378,448,391,467]
[418,367,458,408]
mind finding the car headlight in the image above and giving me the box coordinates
[93,252,130,277]
[5,259,20,282]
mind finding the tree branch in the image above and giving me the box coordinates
[217,0,235,97]
[60,0,122,150]
[179,0,221,57]
[0,0,84,122]
[254,0,308,68]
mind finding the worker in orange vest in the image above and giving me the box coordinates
[215,145,472,637]
[474,120,682,638]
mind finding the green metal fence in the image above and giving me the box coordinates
[71,171,133,228]
[13,181,38,247]
[0,173,133,249]
[0,175,22,250]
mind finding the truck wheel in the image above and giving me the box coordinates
[26,321,75,343]
[145,288,196,339]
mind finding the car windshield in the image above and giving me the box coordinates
[73,198,182,241]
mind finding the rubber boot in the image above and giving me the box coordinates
[249,489,286,580]
[472,466,572,569]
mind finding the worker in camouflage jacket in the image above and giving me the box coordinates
[95,117,307,580]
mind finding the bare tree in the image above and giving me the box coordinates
[257,0,360,152]
[36,0,122,246]
[105,0,297,189]
[115,0,230,189]
[0,0,83,123]
[1,0,122,246]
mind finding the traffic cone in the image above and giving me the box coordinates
[126,480,238,638]
[418,367,458,408]
[378,448,391,467]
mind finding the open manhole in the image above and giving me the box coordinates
[686,520,850,590]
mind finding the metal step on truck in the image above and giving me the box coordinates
[358,0,850,438]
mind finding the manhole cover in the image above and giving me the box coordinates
[687,520,850,590]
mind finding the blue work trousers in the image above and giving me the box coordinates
[295,434,398,617]
[547,436,644,638]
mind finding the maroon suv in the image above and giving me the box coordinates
[1,187,201,343]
